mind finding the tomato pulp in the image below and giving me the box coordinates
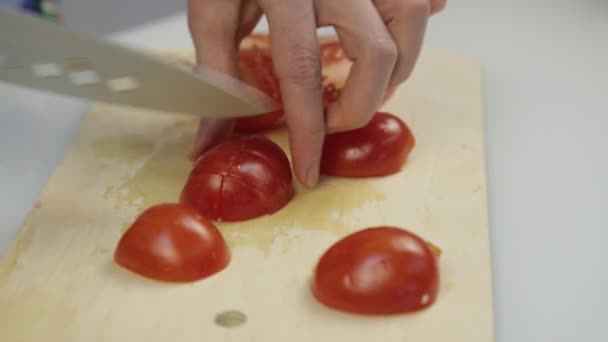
[235,35,284,132]
[114,203,230,282]
[320,112,415,177]
[235,35,394,133]
[180,135,294,222]
[311,226,440,315]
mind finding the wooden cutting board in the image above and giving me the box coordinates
[0,49,494,342]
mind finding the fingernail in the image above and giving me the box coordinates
[304,162,320,188]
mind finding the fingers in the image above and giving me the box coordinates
[260,0,325,187]
[188,0,239,73]
[374,0,431,88]
[187,0,262,160]
[429,0,447,15]
[317,0,398,133]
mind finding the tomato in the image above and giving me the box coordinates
[311,226,440,315]
[320,112,415,177]
[234,110,284,133]
[180,135,294,222]
[235,36,396,133]
[234,35,283,133]
[114,203,230,282]
[238,34,280,103]
[318,39,397,105]
[234,35,354,133]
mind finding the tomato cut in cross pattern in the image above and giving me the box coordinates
[180,135,295,222]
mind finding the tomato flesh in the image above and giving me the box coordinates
[320,112,415,177]
[311,226,440,315]
[235,35,283,132]
[235,35,397,133]
[180,135,294,222]
[235,35,352,132]
[114,203,230,282]
[234,110,284,133]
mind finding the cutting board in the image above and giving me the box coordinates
[0,49,494,342]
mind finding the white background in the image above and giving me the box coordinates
[1,1,607,341]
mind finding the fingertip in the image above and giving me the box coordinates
[430,0,447,15]
[325,101,374,134]
[303,158,320,188]
[289,125,324,188]
[284,103,325,188]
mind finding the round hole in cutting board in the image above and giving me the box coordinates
[214,310,247,328]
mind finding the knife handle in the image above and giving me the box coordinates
[21,0,61,21]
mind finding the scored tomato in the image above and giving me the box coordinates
[180,135,294,222]
[311,226,440,315]
[114,203,230,283]
[320,112,415,177]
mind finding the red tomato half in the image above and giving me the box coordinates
[320,112,415,177]
[235,35,359,133]
[235,35,284,133]
[114,203,230,282]
[311,226,440,315]
[180,135,294,222]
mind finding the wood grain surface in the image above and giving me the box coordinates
[0,49,495,342]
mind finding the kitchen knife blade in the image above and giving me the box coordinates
[0,6,278,118]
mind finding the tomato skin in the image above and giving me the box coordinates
[180,135,294,222]
[320,112,415,177]
[235,35,283,133]
[311,227,440,315]
[319,39,395,105]
[234,35,396,133]
[114,203,230,283]
[235,35,351,133]
[234,110,284,133]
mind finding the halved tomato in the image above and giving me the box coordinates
[320,112,415,177]
[235,34,394,133]
[180,135,294,222]
[114,203,230,282]
[311,226,440,315]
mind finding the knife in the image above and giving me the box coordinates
[0,6,278,118]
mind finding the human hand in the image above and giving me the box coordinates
[187,0,446,187]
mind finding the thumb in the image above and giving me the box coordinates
[186,0,259,159]
[188,0,241,75]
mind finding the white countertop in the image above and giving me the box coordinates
[1,1,607,341]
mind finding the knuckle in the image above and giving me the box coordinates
[278,46,322,88]
[336,105,375,131]
[430,0,447,14]
[376,0,432,20]
[342,115,373,131]
[404,0,432,15]
[365,36,398,66]
[391,62,415,85]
